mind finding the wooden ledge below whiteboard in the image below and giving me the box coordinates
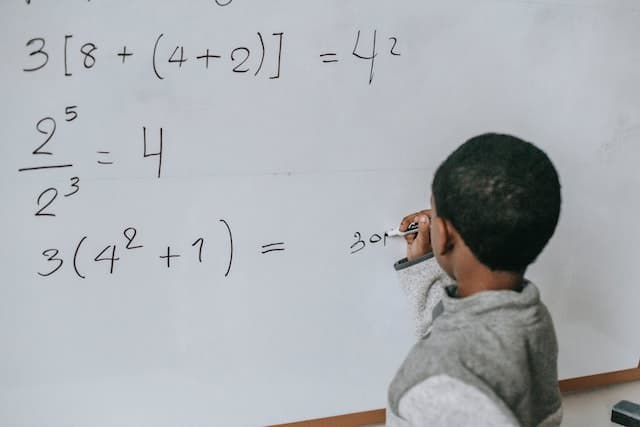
[558,362,640,393]
[271,409,386,427]
[271,364,640,427]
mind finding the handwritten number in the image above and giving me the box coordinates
[33,117,56,155]
[38,249,63,277]
[64,177,80,197]
[350,231,387,254]
[35,187,58,217]
[352,30,378,84]
[94,245,119,274]
[169,46,188,67]
[123,227,143,250]
[192,238,204,263]
[389,37,401,56]
[231,47,250,73]
[143,127,163,178]
[350,232,366,254]
[23,38,49,72]
[369,233,382,244]
[65,105,78,122]
[36,180,78,215]
[80,43,97,69]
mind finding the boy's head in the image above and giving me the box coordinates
[431,133,561,274]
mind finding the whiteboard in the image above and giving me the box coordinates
[2,0,640,425]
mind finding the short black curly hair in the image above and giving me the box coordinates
[432,133,561,272]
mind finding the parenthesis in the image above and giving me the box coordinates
[219,219,233,277]
[153,33,165,80]
[73,235,88,279]
[254,32,265,77]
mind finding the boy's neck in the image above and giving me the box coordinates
[455,265,524,298]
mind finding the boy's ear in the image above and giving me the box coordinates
[434,217,455,255]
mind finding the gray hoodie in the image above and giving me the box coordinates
[387,254,562,427]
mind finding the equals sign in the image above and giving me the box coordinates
[261,242,285,254]
[320,53,339,63]
[97,151,114,165]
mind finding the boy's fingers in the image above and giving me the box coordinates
[418,215,430,232]
[399,209,432,231]
[404,215,428,244]
[400,210,432,260]
[399,213,420,231]
[413,215,431,247]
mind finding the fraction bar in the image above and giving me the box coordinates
[18,164,74,172]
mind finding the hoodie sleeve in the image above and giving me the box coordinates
[394,253,454,338]
[396,375,520,427]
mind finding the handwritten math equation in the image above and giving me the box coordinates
[22,30,401,84]
[35,221,291,279]
[17,104,165,218]
[17,2,404,279]
[34,226,390,279]
[16,104,393,278]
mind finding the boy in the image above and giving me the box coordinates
[388,133,562,427]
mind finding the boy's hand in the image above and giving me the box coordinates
[400,210,432,261]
